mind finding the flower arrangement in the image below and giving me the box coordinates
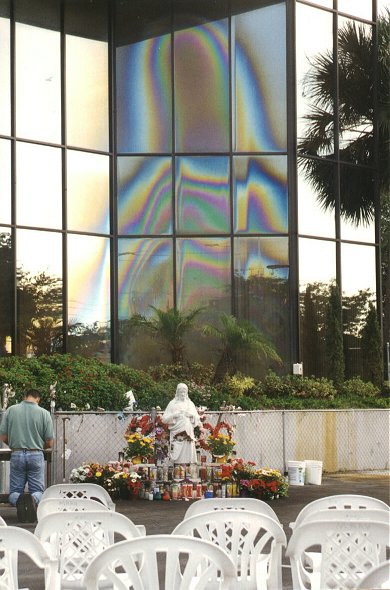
[239,468,288,500]
[199,420,236,459]
[69,462,121,494]
[124,414,169,462]
[112,471,142,497]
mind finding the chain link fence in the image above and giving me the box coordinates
[49,409,389,485]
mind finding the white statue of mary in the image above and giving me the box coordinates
[162,383,201,464]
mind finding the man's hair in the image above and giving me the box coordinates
[25,388,41,400]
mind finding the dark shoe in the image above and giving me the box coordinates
[16,493,37,523]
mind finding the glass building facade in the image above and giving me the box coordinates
[0,0,383,379]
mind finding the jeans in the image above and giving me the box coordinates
[9,450,45,506]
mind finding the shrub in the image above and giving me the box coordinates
[341,377,380,398]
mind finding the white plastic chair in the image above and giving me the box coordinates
[184,497,280,523]
[82,534,237,590]
[357,559,390,589]
[286,518,390,590]
[173,509,286,590]
[34,510,143,589]
[290,493,389,530]
[37,497,110,520]
[41,483,116,510]
[0,525,59,590]
[0,515,6,526]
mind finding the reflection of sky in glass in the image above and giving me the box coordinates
[0,18,10,135]
[116,35,171,153]
[118,238,173,319]
[16,142,62,229]
[117,157,172,235]
[299,237,336,289]
[233,4,286,152]
[67,235,110,325]
[234,237,289,280]
[338,0,372,20]
[67,150,109,234]
[66,35,108,151]
[176,238,230,310]
[175,19,229,152]
[0,139,11,224]
[16,23,61,143]
[17,229,62,278]
[298,164,335,238]
[234,156,288,234]
[296,5,333,152]
[341,243,376,297]
[176,157,230,234]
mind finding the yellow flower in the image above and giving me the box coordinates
[96,472,102,477]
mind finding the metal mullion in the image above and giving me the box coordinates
[10,0,16,354]
[60,0,68,353]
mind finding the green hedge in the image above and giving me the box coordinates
[0,355,388,411]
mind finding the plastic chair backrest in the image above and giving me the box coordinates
[286,519,390,590]
[83,534,236,590]
[184,497,280,522]
[0,515,6,526]
[41,483,116,510]
[290,494,389,530]
[356,559,390,589]
[0,525,59,589]
[173,509,286,590]
[37,497,109,521]
[34,510,142,589]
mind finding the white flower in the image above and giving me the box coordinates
[70,402,77,409]
[85,403,90,410]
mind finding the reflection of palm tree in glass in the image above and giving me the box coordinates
[298,13,388,224]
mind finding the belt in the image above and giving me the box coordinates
[11,448,42,452]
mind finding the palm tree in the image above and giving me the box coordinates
[203,313,282,383]
[129,306,205,364]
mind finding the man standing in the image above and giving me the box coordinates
[0,388,54,522]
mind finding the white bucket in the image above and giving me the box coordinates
[305,460,323,485]
[287,460,305,486]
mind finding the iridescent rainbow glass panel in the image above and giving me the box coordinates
[16,142,62,229]
[67,150,110,234]
[117,157,172,235]
[174,19,229,152]
[66,35,108,151]
[116,35,172,153]
[176,156,230,234]
[0,139,11,224]
[176,237,231,311]
[233,2,286,152]
[118,238,173,319]
[234,156,288,234]
[0,16,10,135]
[15,22,61,143]
[67,234,110,327]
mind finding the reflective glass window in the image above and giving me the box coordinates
[297,0,333,7]
[0,16,10,135]
[338,17,373,165]
[235,236,290,372]
[15,22,61,143]
[67,150,110,234]
[174,18,229,152]
[67,234,110,360]
[116,35,171,154]
[299,237,336,378]
[0,227,13,356]
[16,228,63,356]
[16,142,62,229]
[378,0,389,17]
[338,0,372,20]
[118,238,173,319]
[176,157,230,234]
[66,35,108,151]
[340,164,375,242]
[233,2,286,152]
[0,139,11,224]
[298,158,335,238]
[176,237,231,311]
[117,157,172,235]
[296,4,334,156]
[341,242,376,378]
[233,156,288,234]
